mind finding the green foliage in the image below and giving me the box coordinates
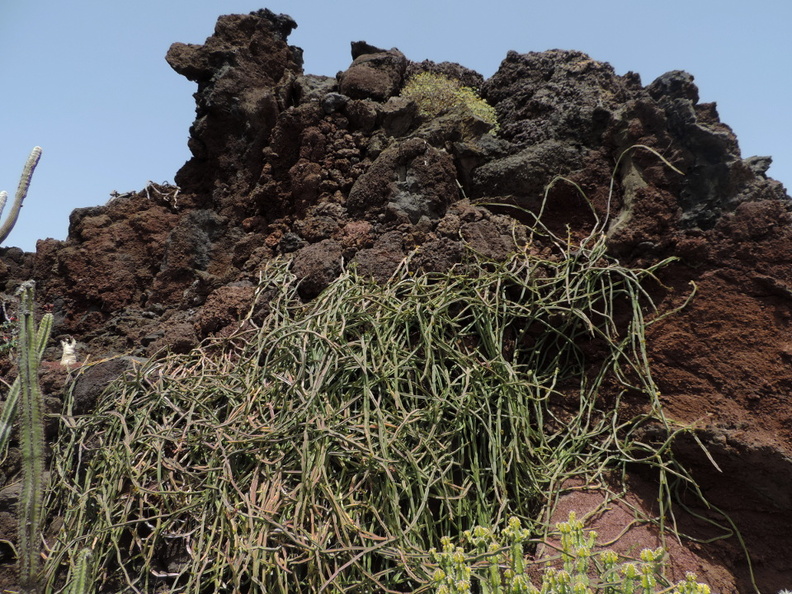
[401,72,499,132]
[46,228,688,592]
[0,315,18,355]
[0,299,52,457]
[429,512,713,594]
[0,146,42,244]
[14,280,53,594]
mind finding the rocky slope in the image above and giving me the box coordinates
[1,8,791,592]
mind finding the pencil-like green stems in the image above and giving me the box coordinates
[16,280,50,594]
[44,242,689,592]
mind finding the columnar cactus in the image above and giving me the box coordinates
[66,548,94,594]
[0,146,42,244]
[0,296,51,455]
[15,281,51,593]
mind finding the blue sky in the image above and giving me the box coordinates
[1,0,790,252]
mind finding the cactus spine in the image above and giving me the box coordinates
[15,281,50,593]
[0,146,42,244]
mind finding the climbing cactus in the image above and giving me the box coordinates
[15,281,50,593]
[0,146,42,244]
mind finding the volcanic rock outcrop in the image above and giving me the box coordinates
[1,8,790,592]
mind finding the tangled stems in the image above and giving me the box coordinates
[44,230,700,593]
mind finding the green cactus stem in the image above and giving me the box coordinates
[0,146,42,244]
[66,548,93,594]
[16,280,48,593]
[0,304,52,456]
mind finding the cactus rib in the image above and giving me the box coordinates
[0,146,42,244]
[16,280,47,593]
[0,309,52,455]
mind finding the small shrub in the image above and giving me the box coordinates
[0,316,18,355]
[428,512,713,594]
[401,71,499,132]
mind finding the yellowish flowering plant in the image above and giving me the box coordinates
[428,512,713,594]
[401,71,499,132]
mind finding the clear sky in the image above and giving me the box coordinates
[1,0,790,252]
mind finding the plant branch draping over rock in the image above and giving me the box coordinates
[46,232,695,592]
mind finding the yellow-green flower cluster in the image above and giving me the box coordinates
[428,512,714,594]
[431,536,474,594]
[400,72,500,132]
